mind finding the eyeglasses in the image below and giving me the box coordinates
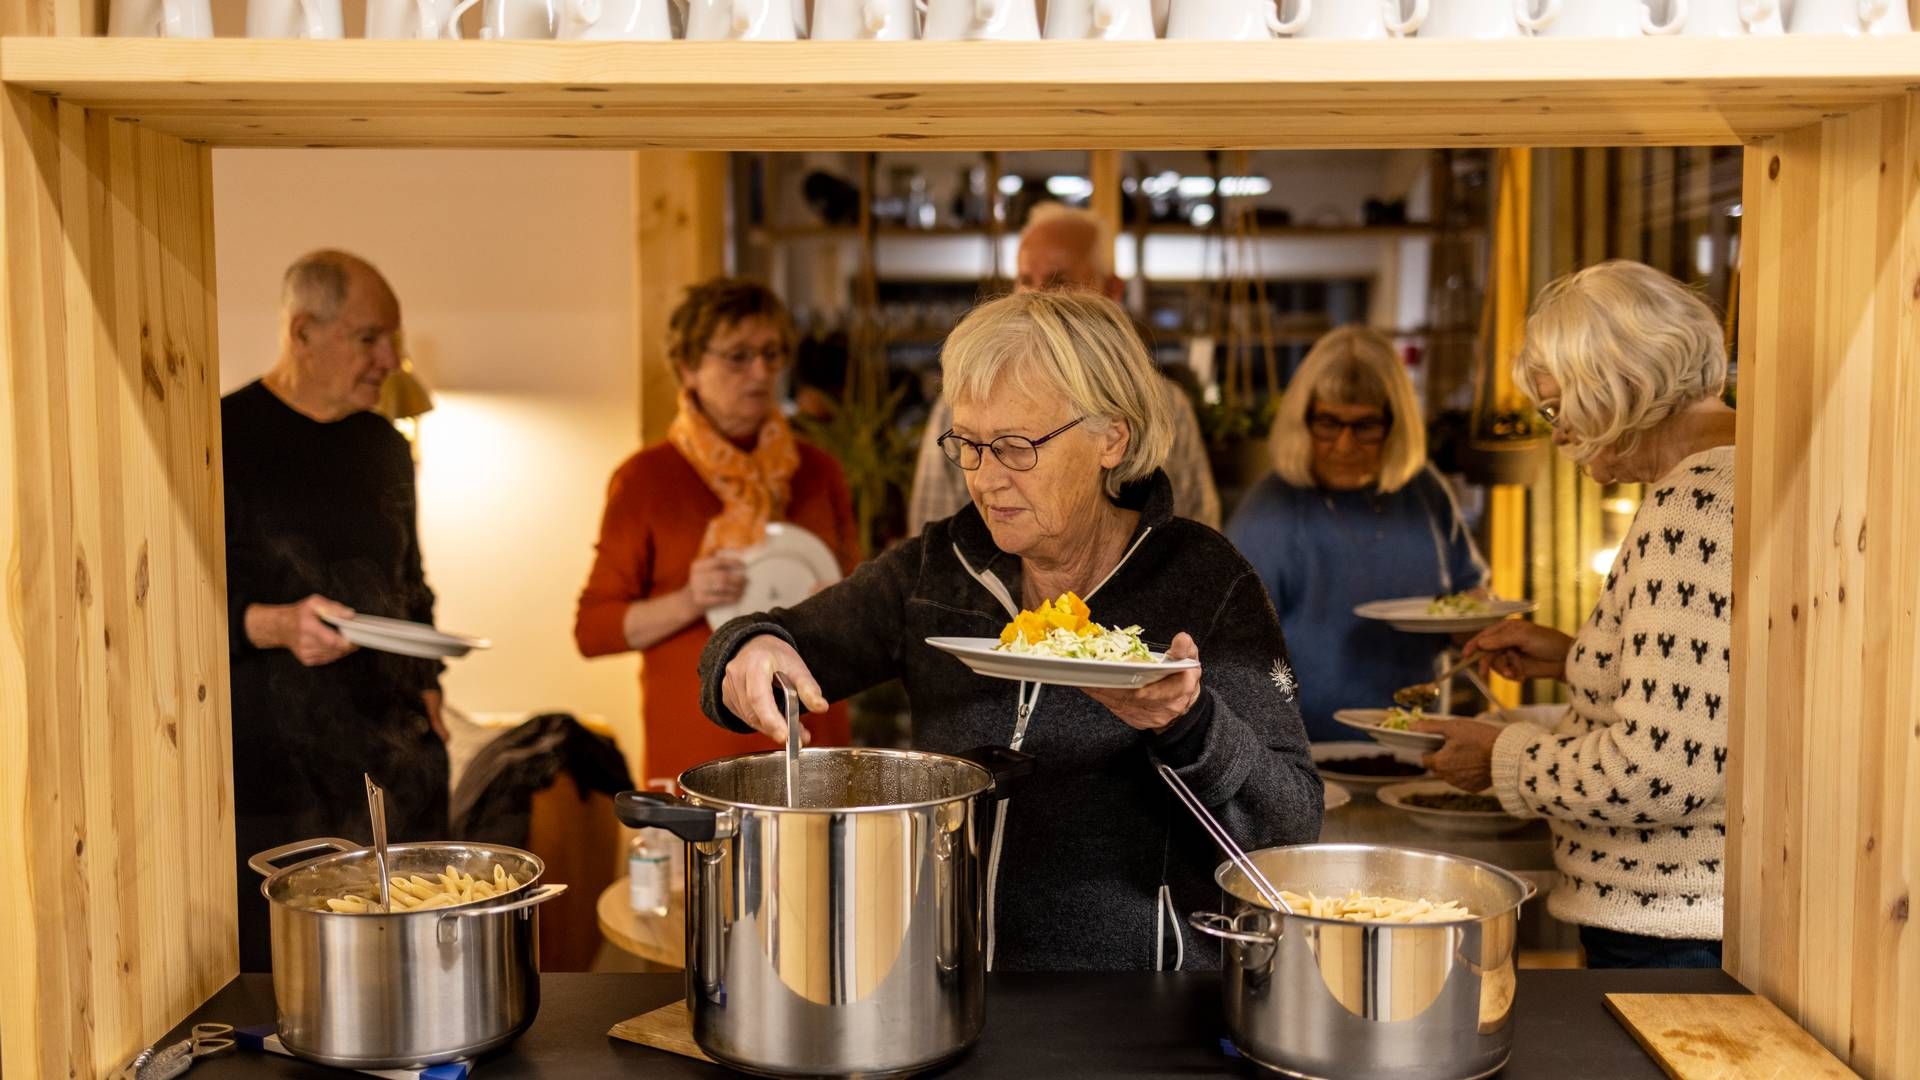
[1536,400,1561,429]
[1307,411,1391,446]
[938,418,1086,472]
[704,345,791,372]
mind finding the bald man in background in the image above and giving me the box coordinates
[906,204,1221,534]
[223,249,448,970]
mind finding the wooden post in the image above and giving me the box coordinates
[1728,96,1920,1079]
[0,89,234,1080]
[633,151,727,445]
[1089,148,1122,282]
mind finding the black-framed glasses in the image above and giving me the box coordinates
[704,345,790,372]
[938,418,1086,472]
[1307,410,1391,446]
[1536,400,1561,429]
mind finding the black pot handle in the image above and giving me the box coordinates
[616,790,734,842]
[958,745,1035,798]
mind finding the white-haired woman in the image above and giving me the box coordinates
[698,290,1321,972]
[1225,325,1488,743]
[1418,260,1736,969]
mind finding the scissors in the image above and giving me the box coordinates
[110,1023,236,1080]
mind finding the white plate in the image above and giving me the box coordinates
[925,637,1199,689]
[1352,595,1537,634]
[706,522,844,630]
[1331,708,1463,751]
[1322,780,1352,813]
[320,613,491,659]
[1311,741,1432,797]
[1378,779,1531,837]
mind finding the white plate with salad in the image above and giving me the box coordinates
[1352,594,1536,634]
[927,591,1197,689]
[1332,707,1461,751]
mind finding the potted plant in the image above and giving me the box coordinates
[1459,408,1551,487]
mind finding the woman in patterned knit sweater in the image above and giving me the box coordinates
[1418,261,1736,969]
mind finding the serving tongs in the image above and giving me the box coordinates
[776,671,802,808]
[1393,651,1482,709]
[365,773,391,914]
[1156,763,1293,916]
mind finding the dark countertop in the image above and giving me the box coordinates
[157,968,1744,1078]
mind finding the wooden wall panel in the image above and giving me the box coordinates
[0,89,234,1080]
[633,151,726,446]
[1730,97,1920,1080]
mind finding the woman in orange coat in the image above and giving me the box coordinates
[575,278,858,788]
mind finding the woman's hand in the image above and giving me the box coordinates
[720,634,829,744]
[685,552,748,614]
[1462,620,1574,683]
[1084,633,1203,733]
[1412,717,1500,793]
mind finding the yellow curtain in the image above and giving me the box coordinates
[1484,149,1532,708]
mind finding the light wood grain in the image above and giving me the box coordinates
[1729,95,1920,1080]
[5,37,1920,150]
[0,88,234,1080]
[608,998,711,1063]
[634,151,725,447]
[595,877,686,968]
[1605,994,1859,1080]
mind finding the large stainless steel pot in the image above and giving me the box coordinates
[1190,843,1536,1080]
[617,743,1030,1078]
[250,838,568,1069]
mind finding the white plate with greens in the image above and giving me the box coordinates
[1352,595,1535,634]
[925,637,1197,689]
[1331,708,1461,751]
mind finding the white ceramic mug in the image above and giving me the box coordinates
[1518,0,1686,34]
[1296,0,1426,36]
[245,0,343,36]
[1164,0,1308,38]
[1676,0,1780,33]
[366,0,469,36]
[1044,0,1154,37]
[917,0,1040,38]
[1786,0,1910,33]
[476,0,556,35]
[682,0,804,36]
[1419,0,1524,34]
[557,0,673,35]
[108,0,213,36]
[812,0,917,38]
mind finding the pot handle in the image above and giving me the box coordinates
[1189,910,1280,945]
[248,837,358,878]
[958,744,1035,797]
[617,789,736,842]
[438,881,568,919]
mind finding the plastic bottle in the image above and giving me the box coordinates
[628,832,670,917]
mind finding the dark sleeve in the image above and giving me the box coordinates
[395,437,443,690]
[223,443,266,658]
[1149,568,1322,849]
[698,536,922,733]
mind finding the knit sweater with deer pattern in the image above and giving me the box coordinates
[1489,445,1734,940]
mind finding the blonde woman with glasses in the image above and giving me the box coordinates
[698,290,1321,972]
[1225,325,1488,743]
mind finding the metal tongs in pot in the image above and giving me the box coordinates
[1155,763,1292,916]
[776,671,802,807]
[366,773,392,913]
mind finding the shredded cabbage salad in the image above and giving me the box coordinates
[1426,593,1486,617]
[1381,706,1427,731]
[996,591,1157,664]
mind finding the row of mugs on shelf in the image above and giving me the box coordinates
[110,0,1911,40]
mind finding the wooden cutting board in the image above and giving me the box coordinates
[1605,994,1860,1080]
[609,998,714,1063]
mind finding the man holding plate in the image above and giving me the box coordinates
[700,290,1321,972]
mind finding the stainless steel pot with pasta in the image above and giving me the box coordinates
[249,838,568,1069]
[1188,843,1536,1080]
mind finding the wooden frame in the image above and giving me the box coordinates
[2,32,1916,1080]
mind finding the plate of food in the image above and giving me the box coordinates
[1331,707,1460,751]
[1311,742,1432,797]
[706,522,844,629]
[1321,780,1353,813]
[1352,593,1536,634]
[1378,779,1531,837]
[319,612,491,659]
[926,591,1197,689]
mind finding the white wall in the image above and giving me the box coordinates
[214,149,641,757]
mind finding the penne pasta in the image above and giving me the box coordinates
[1276,889,1473,924]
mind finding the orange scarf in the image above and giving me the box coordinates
[669,388,801,558]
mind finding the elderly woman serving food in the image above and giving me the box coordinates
[1417,260,1736,969]
[699,290,1322,972]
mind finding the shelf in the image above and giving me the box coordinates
[752,223,1452,242]
[4,36,1919,149]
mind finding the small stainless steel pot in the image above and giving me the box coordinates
[250,838,568,1069]
[1190,843,1536,1080]
[617,744,1031,1078]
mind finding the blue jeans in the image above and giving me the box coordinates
[1580,926,1723,969]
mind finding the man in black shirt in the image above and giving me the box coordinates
[224,250,448,970]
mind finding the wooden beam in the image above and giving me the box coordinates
[1729,96,1920,1080]
[0,89,234,1080]
[1089,149,1122,274]
[633,151,726,445]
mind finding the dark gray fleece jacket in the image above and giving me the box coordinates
[699,471,1322,972]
